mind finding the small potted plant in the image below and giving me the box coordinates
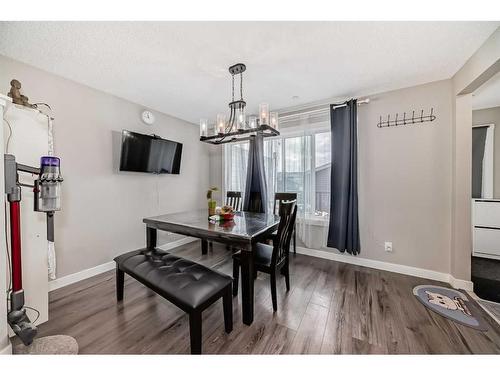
[206,187,219,217]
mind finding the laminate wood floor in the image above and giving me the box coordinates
[33,241,500,354]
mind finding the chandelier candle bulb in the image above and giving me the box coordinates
[248,115,257,129]
[236,108,246,131]
[270,112,279,130]
[200,118,208,137]
[259,103,269,125]
[217,114,226,134]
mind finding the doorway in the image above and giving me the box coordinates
[471,70,500,304]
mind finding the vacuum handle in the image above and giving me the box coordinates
[10,200,22,292]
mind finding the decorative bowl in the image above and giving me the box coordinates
[221,212,235,221]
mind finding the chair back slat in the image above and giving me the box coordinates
[273,192,298,215]
[271,200,297,267]
[226,191,242,211]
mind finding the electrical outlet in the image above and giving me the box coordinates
[384,241,393,252]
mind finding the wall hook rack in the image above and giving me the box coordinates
[377,108,436,128]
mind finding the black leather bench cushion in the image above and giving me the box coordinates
[114,248,232,311]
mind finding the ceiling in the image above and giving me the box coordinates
[0,22,498,124]
[472,71,500,110]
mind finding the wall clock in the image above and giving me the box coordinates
[141,110,155,125]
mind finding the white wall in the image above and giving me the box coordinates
[0,55,210,278]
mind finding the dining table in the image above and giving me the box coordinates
[143,209,280,325]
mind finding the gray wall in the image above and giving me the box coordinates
[0,55,210,278]
[357,80,453,273]
[472,106,500,198]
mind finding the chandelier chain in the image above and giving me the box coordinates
[240,72,243,100]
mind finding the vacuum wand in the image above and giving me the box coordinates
[4,154,63,346]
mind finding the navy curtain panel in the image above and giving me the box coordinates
[472,126,487,198]
[327,99,360,255]
[243,134,268,213]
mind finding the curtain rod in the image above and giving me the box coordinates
[279,98,370,120]
[331,98,370,110]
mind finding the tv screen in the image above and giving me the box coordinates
[119,130,183,174]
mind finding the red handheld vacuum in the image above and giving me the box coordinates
[4,154,63,346]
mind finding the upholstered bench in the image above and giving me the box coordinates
[114,248,233,354]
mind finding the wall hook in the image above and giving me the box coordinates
[377,108,436,129]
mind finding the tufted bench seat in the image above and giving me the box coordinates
[114,248,232,354]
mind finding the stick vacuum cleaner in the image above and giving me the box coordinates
[4,154,63,346]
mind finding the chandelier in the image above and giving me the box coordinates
[199,63,280,145]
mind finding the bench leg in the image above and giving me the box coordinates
[116,265,124,302]
[223,286,233,333]
[189,311,202,354]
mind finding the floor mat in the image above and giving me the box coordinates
[413,285,488,331]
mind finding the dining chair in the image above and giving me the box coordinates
[232,200,297,312]
[225,191,242,211]
[271,192,297,254]
[222,191,242,251]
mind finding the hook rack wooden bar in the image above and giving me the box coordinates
[377,108,436,128]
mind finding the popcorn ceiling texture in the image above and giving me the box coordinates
[0,22,496,123]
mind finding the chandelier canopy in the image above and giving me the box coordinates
[199,63,280,145]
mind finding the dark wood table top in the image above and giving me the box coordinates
[143,209,280,246]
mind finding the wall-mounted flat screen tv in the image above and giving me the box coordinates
[119,130,183,174]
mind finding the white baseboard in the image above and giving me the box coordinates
[0,342,12,355]
[449,275,474,291]
[157,236,198,251]
[295,247,473,291]
[49,238,473,293]
[49,237,198,292]
[49,261,115,292]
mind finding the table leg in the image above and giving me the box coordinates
[146,227,157,249]
[201,239,208,255]
[240,244,255,325]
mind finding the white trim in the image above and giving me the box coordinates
[449,275,474,291]
[48,261,115,292]
[295,246,473,291]
[0,342,12,355]
[473,123,495,198]
[157,236,197,251]
[48,237,474,294]
[49,237,198,291]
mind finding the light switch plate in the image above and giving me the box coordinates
[384,242,393,252]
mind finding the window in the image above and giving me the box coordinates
[224,141,249,194]
[314,132,331,215]
[225,128,331,217]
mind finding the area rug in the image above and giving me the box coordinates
[413,285,488,331]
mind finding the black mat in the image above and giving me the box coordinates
[472,256,500,303]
